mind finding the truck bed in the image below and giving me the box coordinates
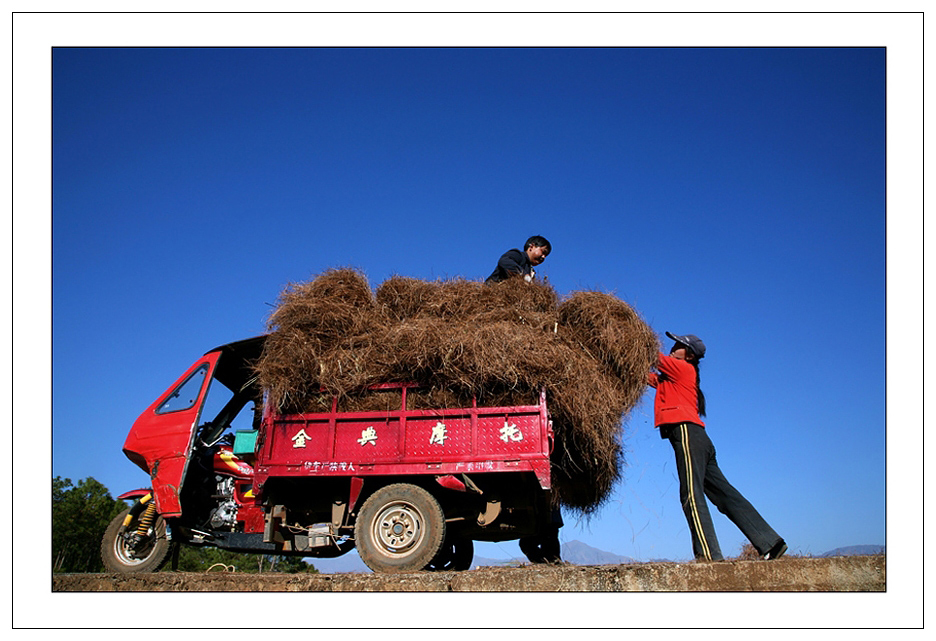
[252,385,553,490]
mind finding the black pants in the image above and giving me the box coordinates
[661,422,782,561]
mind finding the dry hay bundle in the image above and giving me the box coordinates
[256,268,659,515]
[377,275,559,330]
[558,291,661,414]
[258,269,388,407]
[374,276,437,322]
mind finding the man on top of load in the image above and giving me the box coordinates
[486,235,551,284]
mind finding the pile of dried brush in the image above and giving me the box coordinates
[255,268,659,515]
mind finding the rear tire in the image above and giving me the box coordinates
[355,483,445,573]
[101,506,171,573]
[426,537,474,571]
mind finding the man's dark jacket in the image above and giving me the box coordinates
[485,249,532,283]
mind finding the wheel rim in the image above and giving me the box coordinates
[372,501,424,556]
[113,520,161,566]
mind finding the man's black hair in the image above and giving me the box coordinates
[524,235,551,254]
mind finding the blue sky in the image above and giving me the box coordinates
[15,11,923,628]
[51,43,886,560]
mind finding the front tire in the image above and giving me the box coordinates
[355,483,445,573]
[101,506,171,573]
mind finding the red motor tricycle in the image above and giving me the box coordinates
[102,336,561,573]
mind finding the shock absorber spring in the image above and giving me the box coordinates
[135,502,158,536]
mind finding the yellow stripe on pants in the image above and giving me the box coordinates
[680,423,713,560]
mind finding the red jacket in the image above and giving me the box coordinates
[647,352,705,427]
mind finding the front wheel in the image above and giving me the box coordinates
[101,504,171,573]
[354,483,445,573]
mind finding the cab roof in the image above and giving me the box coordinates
[206,335,267,393]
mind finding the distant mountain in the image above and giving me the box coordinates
[819,545,885,558]
[561,540,636,565]
[474,540,634,568]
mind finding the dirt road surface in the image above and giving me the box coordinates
[54,554,884,592]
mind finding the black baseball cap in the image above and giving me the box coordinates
[666,331,706,359]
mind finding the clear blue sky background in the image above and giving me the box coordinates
[49,47,887,564]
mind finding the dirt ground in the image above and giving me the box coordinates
[53,554,884,592]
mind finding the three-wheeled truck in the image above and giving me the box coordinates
[102,336,560,573]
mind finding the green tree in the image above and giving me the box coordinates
[52,476,126,573]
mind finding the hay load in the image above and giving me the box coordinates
[255,268,660,515]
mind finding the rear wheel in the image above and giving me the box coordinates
[101,505,171,573]
[426,536,474,571]
[355,483,445,573]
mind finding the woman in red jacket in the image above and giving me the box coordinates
[647,332,787,561]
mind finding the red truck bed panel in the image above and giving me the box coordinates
[253,390,553,490]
